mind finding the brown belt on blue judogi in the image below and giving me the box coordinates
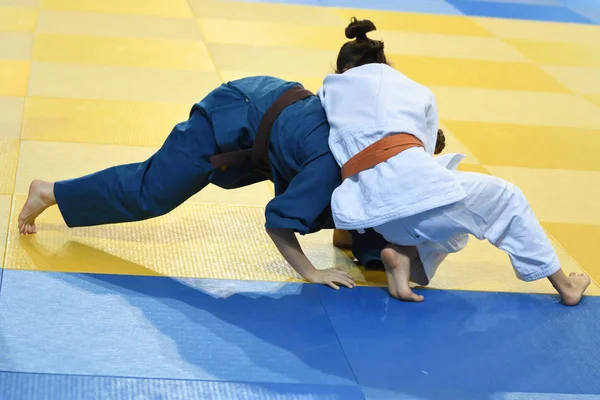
[209,86,314,180]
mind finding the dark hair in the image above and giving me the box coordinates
[335,17,388,73]
[434,129,446,155]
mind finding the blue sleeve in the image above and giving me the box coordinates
[265,130,342,235]
[265,151,340,235]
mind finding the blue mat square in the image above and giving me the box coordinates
[558,0,600,8]
[0,269,356,386]
[467,0,560,5]
[320,0,464,15]
[0,372,366,400]
[568,6,600,22]
[317,285,600,398]
[446,0,596,23]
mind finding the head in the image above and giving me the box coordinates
[335,17,388,74]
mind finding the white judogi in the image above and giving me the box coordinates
[318,63,560,282]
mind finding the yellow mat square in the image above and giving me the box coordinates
[0,6,37,32]
[426,232,600,295]
[0,138,19,194]
[189,0,345,26]
[33,34,215,71]
[374,31,529,62]
[6,196,599,296]
[209,43,336,78]
[22,97,190,147]
[6,197,355,283]
[0,96,24,139]
[198,18,345,51]
[446,121,600,171]
[540,65,600,95]
[486,166,600,225]
[543,222,600,287]
[456,163,489,174]
[434,87,600,129]
[0,195,10,260]
[41,0,192,18]
[0,0,39,6]
[438,122,480,164]
[0,32,33,59]
[387,55,569,92]
[0,60,29,96]
[36,10,203,40]
[507,39,600,68]
[15,141,156,194]
[336,9,491,36]
[188,182,275,208]
[586,94,600,108]
[474,17,600,45]
[28,62,222,103]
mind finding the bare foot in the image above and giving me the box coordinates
[18,180,56,235]
[381,246,424,302]
[548,270,591,306]
[560,273,591,306]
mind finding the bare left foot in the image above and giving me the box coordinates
[381,246,424,302]
[548,270,591,306]
[18,180,56,235]
[560,273,591,306]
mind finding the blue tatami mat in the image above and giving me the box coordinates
[0,372,365,400]
[2,269,600,399]
[445,0,597,23]
[317,285,600,399]
[320,0,464,15]
[0,270,356,386]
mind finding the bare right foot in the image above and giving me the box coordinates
[560,273,591,306]
[381,246,424,302]
[18,180,56,235]
[548,270,591,306]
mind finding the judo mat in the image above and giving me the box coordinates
[1,0,600,398]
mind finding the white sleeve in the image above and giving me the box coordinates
[424,90,439,155]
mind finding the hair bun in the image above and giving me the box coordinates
[345,17,377,40]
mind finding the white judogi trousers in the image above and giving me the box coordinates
[374,170,561,283]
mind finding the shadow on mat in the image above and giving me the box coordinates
[18,237,360,388]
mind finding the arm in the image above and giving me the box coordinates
[267,228,354,290]
[264,134,355,289]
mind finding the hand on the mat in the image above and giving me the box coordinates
[310,268,355,290]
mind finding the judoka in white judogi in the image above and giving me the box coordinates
[318,63,560,286]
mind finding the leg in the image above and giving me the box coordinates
[333,229,353,249]
[414,172,590,305]
[381,244,424,302]
[19,107,217,233]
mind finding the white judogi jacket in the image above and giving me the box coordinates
[317,63,467,231]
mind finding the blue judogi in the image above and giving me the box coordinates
[53,76,386,266]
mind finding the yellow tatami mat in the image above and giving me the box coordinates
[6,195,600,296]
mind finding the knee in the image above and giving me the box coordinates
[333,229,353,249]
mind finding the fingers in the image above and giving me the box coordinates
[328,282,340,290]
[339,276,354,289]
[334,268,355,281]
